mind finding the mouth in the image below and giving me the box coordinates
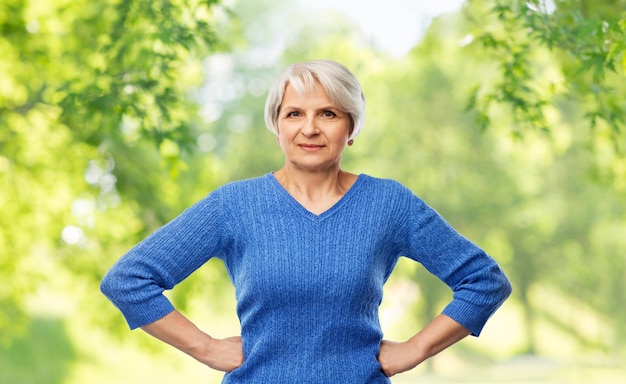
[298,144,325,150]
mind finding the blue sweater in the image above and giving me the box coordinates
[101,173,511,383]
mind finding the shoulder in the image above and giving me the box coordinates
[210,173,271,199]
[358,174,417,201]
[207,173,274,212]
[351,174,428,221]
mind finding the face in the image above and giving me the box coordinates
[276,81,352,172]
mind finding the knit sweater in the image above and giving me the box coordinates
[100,173,512,383]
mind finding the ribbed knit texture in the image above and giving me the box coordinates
[101,173,512,383]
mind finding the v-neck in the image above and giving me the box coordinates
[266,172,366,220]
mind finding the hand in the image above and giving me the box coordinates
[377,339,419,377]
[196,336,244,372]
[378,315,471,377]
[140,311,244,373]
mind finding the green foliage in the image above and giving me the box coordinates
[0,0,227,342]
[465,4,551,135]
[466,0,626,143]
[0,317,76,384]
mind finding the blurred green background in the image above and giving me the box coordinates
[1,0,625,382]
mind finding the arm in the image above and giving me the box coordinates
[100,190,244,372]
[404,194,512,336]
[377,314,470,377]
[100,191,228,329]
[379,188,512,376]
[141,309,243,372]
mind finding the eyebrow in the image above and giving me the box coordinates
[281,105,341,111]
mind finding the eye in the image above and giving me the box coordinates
[322,110,337,118]
[285,111,300,118]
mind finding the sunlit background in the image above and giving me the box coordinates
[1,0,625,382]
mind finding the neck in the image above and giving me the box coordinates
[275,165,346,199]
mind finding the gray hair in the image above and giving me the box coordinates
[264,60,366,140]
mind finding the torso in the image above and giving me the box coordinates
[219,173,399,383]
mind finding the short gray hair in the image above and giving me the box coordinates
[264,60,366,140]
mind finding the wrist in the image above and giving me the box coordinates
[405,336,428,366]
[183,332,214,361]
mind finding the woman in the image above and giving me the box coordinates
[101,59,512,383]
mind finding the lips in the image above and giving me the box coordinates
[298,143,325,150]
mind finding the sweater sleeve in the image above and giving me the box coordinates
[403,193,512,336]
[100,190,227,329]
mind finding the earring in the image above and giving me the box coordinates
[348,139,354,146]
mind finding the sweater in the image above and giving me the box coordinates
[100,173,512,383]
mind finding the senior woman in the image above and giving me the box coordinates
[101,59,512,383]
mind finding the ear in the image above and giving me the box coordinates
[348,117,355,136]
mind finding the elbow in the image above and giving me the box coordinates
[498,271,513,303]
[100,269,120,302]
[504,276,513,297]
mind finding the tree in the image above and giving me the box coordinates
[0,0,227,342]
[461,0,626,355]
[465,0,626,164]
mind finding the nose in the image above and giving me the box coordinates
[301,117,319,137]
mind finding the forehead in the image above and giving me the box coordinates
[282,80,334,106]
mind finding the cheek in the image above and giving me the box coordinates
[275,132,291,149]
[334,129,351,143]
[276,123,298,141]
